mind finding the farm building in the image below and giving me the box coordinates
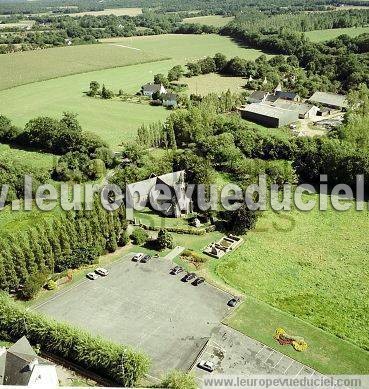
[141,83,167,97]
[265,99,319,119]
[239,103,299,128]
[248,90,269,104]
[162,93,178,107]
[275,91,301,102]
[309,91,347,110]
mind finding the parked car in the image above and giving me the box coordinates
[182,272,196,282]
[132,253,144,262]
[86,272,99,280]
[141,254,151,263]
[227,297,240,307]
[95,268,109,276]
[197,360,214,372]
[193,277,205,286]
[171,266,184,275]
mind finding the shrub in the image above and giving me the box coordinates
[130,228,149,246]
[156,229,174,251]
[45,280,57,291]
[160,370,197,389]
[20,271,49,300]
[181,249,208,264]
[0,293,150,386]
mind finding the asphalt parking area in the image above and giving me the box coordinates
[193,325,321,381]
[33,253,233,378]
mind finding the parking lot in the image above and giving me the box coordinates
[193,325,320,381]
[33,253,233,378]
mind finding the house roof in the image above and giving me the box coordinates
[249,90,269,100]
[309,91,347,108]
[2,337,56,386]
[240,103,298,120]
[275,91,299,100]
[265,99,317,115]
[142,83,164,93]
[162,93,178,100]
[127,171,185,199]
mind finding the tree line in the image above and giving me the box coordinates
[0,113,114,182]
[0,201,128,294]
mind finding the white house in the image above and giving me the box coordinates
[141,83,167,98]
[0,337,58,387]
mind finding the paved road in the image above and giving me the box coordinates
[164,246,185,261]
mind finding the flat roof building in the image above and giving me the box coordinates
[308,91,347,110]
[239,103,299,128]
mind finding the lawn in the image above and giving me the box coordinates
[181,73,246,95]
[305,26,369,42]
[224,297,369,374]
[0,43,167,91]
[182,15,234,27]
[0,34,266,148]
[213,194,369,360]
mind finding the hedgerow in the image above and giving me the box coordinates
[0,293,150,386]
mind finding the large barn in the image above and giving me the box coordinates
[239,103,299,128]
[308,91,347,111]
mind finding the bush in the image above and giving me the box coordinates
[160,370,197,389]
[130,228,149,246]
[181,249,208,264]
[156,229,174,251]
[45,280,57,291]
[20,272,49,300]
[0,293,150,386]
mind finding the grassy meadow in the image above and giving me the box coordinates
[215,194,369,354]
[182,15,234,27]
[182,73,246,95]
[0,43,167,91]
[0,34,266,148]
[0,144,56,170]
[69,7,142,17]
[305,26,369,42]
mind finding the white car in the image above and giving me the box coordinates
[197,360,214,372]
[132,253,144,262]
[95,268,109,276]
[86,272,99,280]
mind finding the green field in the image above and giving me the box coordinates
[0,43,167,91]
[305,26,369,42]
[181,73,246,95]
[0,34,266,148]
[69,7,142,17]
[224,297,369,374]
[215,194,369,355]
[0,144,56,170]
[182,15,234,27]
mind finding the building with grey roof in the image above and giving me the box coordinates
[248,91,269,104]
[275,90,301,102]
[0,337,58,387]
[141,83,167,97]
[308,91,347,110]
[239,103,299,128]
[265,98,319,119]
[126,171,193,219]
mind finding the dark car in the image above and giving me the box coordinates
[171,266,184,275]
[193,277,205,286]
[182,272,196,282]
[141,254,151,263]
[228,297,240,307]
